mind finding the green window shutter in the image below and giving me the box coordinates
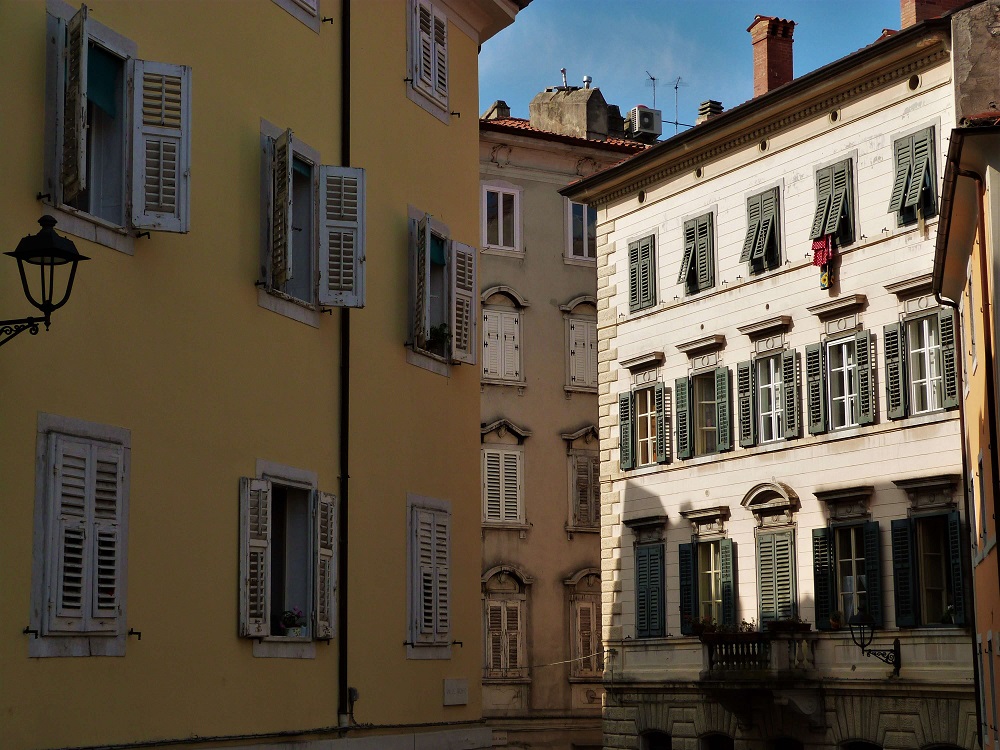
[715,367,732,452]
[636,544,664,638]
[826,160,854,243]
[619,392,635,470]
[855,330,874,425]
[655,381,672,465]
[863,520,883,627]
[758,533,777,623]
[891,518,916,627]
[638,235,656,310]
[774,530,796,620]
[720,538,737,627]
[628,240,641,311]
[948,510,966,626]
[740,193,762,263]
[810,166,833,240]
[648,543,664,637]
[678,219,697,286]
[812,527,835,630]
[678,542,696,634]
[884,322,907,420]
[805,343,827,435]
[737,360,756,448]
[781,349,801,440]
[940,307,960,409]
[751,191,774,261]
[888,135,913,214]
[675,377,692,460]
[904,129,932,209]
[636,544,650,636]
[696,215,714,290]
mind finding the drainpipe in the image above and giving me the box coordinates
[338,0,352,728]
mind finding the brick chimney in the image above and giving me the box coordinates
[748,15,795,97]
[900,0,969,27]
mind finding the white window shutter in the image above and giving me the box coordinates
[319,166,366,308]
[483,310,501,378]
[505,600,521,671]
[586,321,598,387]
[500,310,519,379]
[413,216,431,348]
[239,477,271,638]
[131,59,191,233]
[486,600,504,671]
[433,510,450,639]
[269,130,294,287]
[88,444,124,632]
[574,454,591,526]
[569,320,585,386]
[62,5,89,204]
[577,600,596,672]
[414,507,436,642]
[450,240,477,364]
[432,9,448,103]
[415,1,435,96]
[501,450,521,521]
[314,491,337,639]
[483,449,502,520]
[48,436,91,633]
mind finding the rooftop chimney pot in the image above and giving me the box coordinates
[899,0,968,28]
[696,100,724,125]
[748,15,795,97]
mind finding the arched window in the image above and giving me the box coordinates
[700,733,734,750]
[564,568,602,679]
[482,567,530,680]
[560,296,598,392]
[482,287,528,385]
[771,738,804,750]
[641,730,672,750]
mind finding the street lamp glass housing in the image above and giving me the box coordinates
[5,215,89,319]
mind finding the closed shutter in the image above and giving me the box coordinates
[782,349,800,440]
[89,444,123,632]
[576,600,598,673]
[131,60,192,232]
[628,239,641,311]
[434,510,450,638]
[501,450,521,521]
[678,219,697,286]
[504,600,520,671]
[499,310,520,379]
[432,10,448,103]
[62,5,88,203]
[826,160,852,240]
[486,600,504,671]
[655,381,672,465]
[696,215,714,290]
[737,360,756,448]
[482,449,502,521]
[638,235,656,310]
[239,477,272,638]
[413,215,431,348]
[805,343,827,434]
[758,533,777,623]
[319,166,366,308]
[891,518,916,627]
[812,527,835,630]
[759,531,795,622]
[678,542,696,635]
[314,492,336,639]
[889,135,914,213]
[904,128,933,209]
[483,310,501,378]
[741,193,762,263]
[884,322,907,419]
[590,455,600,526]
[450,240,477,365]
[48,437,91,633]
[636,544,664,638]
[810,166,833,240]
[486,599,519,673]
[940,307,959,409]
[269,130,294,287]
[573,454,595,527]
[720,538,736,627]
[855,330,874,425]
[619,392,635,470]
[569,319,587,385]
[715,366,732,452]
[675,377,692,459]
[863,520,883,626]
[948,510,966,626]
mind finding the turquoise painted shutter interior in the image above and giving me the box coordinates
[805,343,827,434]
[781,349,800,439]
[737,360,755,448]
[891,518,916,627]
[678,542,695,634]
[884,322,907,420]
[855,330,874,425]
[948,510,966,625]
[675,377,692,460]
[810,165,833,240]
[812,527,835,630]
[863,520,883,626]
[940,307,960,409]
[619,392,635,470]
[655,381,672,465]
[720,538,736,626]
[715,367,732,452]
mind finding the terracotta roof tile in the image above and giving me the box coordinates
[480,117,649,153]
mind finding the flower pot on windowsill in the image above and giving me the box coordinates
[281,626,307,638]
[765,619,811,633]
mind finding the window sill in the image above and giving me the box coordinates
[564,256,597,267]
[482,377,525,389]
[406,346,451,377]
[568,675,603,684]
[483,675,531,684]
[481,246,523,258]
[252,638,317,659]
[566,524,600,535]
[29,633,126,658]
[406,84,449,125]
[482,521,529,531]
[564,385,597,394]
[257,288,321,328]
[406,641,452,660]
[43,202,135,256]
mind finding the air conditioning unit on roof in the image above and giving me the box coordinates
[629,106,663,138]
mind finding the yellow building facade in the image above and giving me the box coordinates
[0,1,525,748]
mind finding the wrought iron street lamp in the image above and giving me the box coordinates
[848,611,901,676]
[1,215,89,347]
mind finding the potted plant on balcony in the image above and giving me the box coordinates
[689,615,718,637]
[765,614,811,633]
[829,610,844,630]
[280,607,307,637]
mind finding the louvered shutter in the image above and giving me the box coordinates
[948,511,966,626]
[758,533,777,623]
[413,215,431,348]
[720,538,736,626]
[433,510,450,639]
[675,377,692,459]
[863,520,883,626]
[940,307,959,409]
[432,9,448,103]
[569,319,586,385]
[499,310,519,379]
[805,343,827,435]
[655,381,672,465]
[855,330,874,425]
[504,600,520,671]
[678,542,696,635]
[737,360,756,448]
[131,60,191,232]
[574,454,599,527]
[486,600,504,671]
[774,531,795,620]
[825,160,852,239]
[482,449,502,521]
[239,477,271,638]
[810,166,833,240]
[904,129,932,209]
[577,600,597,672]
[414,1,435,96]
[812,527,835,630]
[753,189,777,263]
[884,322,907,419]
[89,444,123,632]
[270,130,294,287]
[585,320,598,387]
[414,507,436,642]
[715,367,732,452]
[696,215,714,290]
[62,5,88,203]
[638,235,656,309]
[315,492,336,639]
[501,450,521,521]
[741,193,762,263]
[319,166,366,308]
[590,455,600,526]
[450,240,477,364]
[678,219,697,286]
[781,349,800,440]
[628,240,641,311]
[636,544,664,638]
[619,392,635,470]
[889,135,914,213]
[48,437,91,633]
[482,310,501,378]
[891,518,916,627]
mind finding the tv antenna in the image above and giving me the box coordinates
[645,71,658,109]
[672,76,688,135]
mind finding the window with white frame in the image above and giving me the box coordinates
[482,447,523,523]
[567,317,597,389]
[407,495,451,656]
[482,183,521,253]
[737,351,800,447]
[482,307,521,381]
[635,386,658,466]
[619,381,671,470]
[272,0,321,31]
[483,569,526,679]
[884,309,959,419]
[43,4,192,240]
[407,0,449,118]
[568,451,599,529]
[806,331,874,434]
[756,355,784,442]
[676,368,732,459]
[260,122,366,310]
[567,200,597,261]
[679,537,737,633]
[29,414,130,658]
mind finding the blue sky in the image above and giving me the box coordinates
[480,0,904,132]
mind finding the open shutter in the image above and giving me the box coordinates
[904,129,932,209]
[486,601,504,671]
[715,366,732,452]
[483,310,500,378]
[740,193,762,263]
[855,330,874,425]
[891,518,916,627]
[413,215,431,348]
[677,219,697,285]
[504,600,520,672]
[319,166,366,308]
[948,511,966,626]
[864,520,883,626]
[501,450,521,521]
[638,235,656,309]
[805,343,827,434]
[655,381,672,465]
[132,60,191,232]
[432,9,448,103]
[810,166,833,240]
[315,492,336,639]
[89,444,124,632]
[499,310,519,379]
[782,349,800,439]
[884,322,907,419]
[619,392,635,470]
[414,1,435,95]
[48,437,91,633]
[752,189,777,263]
[678,542,696,635]
[720,538,736,627]
[450,240,477,364]
[414,507,436,643]
[889,135,913,214]
[239,477,271,638]
[62,5,88,204]
[675,377,692,460]
[696,216,714,290]
[482,450,502,521]
[812,527,836,630]
[940,307,959,409]
[270,130,294,286]
[628,240,641,311]
[826,160,852,238]
[737,360,756,448]
[434,510,450,639]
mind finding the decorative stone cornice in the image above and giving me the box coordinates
[481,418,532,443]
[884,273,934,298]
[559,295,597,312]
[561,424,598,446]
[676,334,726,356]
[621,351,665,371]
[806,293,867,319]
[737,315,792,339]
[481,284,530,307]
[894,474,961,511]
